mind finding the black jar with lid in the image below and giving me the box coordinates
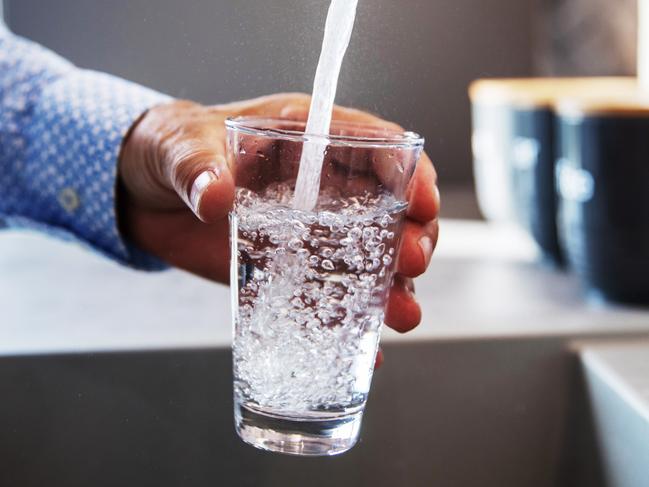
[556,94,649,304]
[470,78,636,267]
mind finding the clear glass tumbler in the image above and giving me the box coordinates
[226,117,423,456]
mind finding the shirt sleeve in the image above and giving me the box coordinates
[0,24,173,269]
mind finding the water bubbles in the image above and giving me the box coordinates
[292,221,306,234]
[232,184,407,411]
[365,258,385,272]
[288,238,304,251]
[348,227,362,240]
[320,247,334,259]
[319,211,336,227]
[364,239,379,252]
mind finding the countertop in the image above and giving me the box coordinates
[2,219,649,355]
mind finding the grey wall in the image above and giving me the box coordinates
[6,0,539,185]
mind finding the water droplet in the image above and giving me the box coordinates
[321,260,335,271]
[288,238,303,251]
[349,227,362,240]
[382,255,392,266]
[320,247,334,258]
[363,228,375,241]
[380,214,393,227]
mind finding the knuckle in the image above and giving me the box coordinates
[169,141,214,193]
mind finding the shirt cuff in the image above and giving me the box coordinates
[25,69,173,270]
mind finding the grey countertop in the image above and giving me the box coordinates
[2,219,649,355]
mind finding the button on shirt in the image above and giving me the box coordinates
[0,24,172,269]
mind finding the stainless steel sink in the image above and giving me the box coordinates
[1,336,646,486]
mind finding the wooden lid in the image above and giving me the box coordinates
[556,92,649,118]
[469,77,638,109]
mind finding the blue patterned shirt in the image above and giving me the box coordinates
[0,24,172,269]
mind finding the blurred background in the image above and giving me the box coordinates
[3,2,649,485]
[4,0,637,217]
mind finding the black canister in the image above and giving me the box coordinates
[470,78,636,266]
[556,95,649,304]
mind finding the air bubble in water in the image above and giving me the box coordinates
[288,238,303,251]
[320,247,334,258]
[232,184,407,411]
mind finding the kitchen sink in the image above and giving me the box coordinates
[1,335,645,486]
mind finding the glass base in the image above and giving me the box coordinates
[234,403,363,456]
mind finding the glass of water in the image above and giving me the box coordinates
[226,117,423,456]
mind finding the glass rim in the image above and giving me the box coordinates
[225,116,425,149]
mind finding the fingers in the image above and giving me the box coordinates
[407,152,440,224]
[385,275,421,333]
[212,93,312,118]
[166,139,235,223]
[374,348,384,369]
[121,207,231,283]
[281,102,403,132]
[396,219,439,278]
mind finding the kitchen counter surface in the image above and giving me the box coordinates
[2,219,649,355]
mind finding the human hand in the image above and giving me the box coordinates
[119,93,439,338]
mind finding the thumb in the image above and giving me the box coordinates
[169,145,235,223]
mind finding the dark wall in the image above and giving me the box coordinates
[6,0,538,185]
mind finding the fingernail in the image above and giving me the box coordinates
[189,168,221,216]
[418,235,433,268]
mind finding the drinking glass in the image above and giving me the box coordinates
[226,117,423,456]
